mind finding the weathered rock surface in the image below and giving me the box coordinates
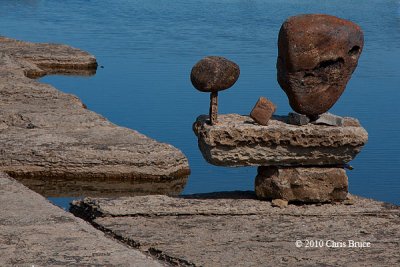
[0,172,163,266]
[277,14,364,116]
[255,166,348,202]
[250,96,276,125]
[0,37,190,181]
[193,114,368,167]
[190,56,240,93]
[71,193,400,267]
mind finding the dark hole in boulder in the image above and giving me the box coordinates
[348,45,361,56]
[315,58,345,70]
[303,72,315,78]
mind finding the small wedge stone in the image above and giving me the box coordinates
[250,97,276,125]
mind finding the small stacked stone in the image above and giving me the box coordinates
[250,97,276,126]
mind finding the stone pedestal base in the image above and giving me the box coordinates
[255,166,348,203]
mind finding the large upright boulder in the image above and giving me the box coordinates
[277,14,364,117]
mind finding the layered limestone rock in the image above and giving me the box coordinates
[0,36,98,77]
[193,113,368,167]
[0,37,190,182]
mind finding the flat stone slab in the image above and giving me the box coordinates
[193,114,368,167]
[0,37,190,182]
[0,36,98,77]
[0,172,163,266]
[71,193,400,266]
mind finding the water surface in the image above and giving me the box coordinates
[1,0,399,207]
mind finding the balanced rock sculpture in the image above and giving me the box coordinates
[191,56,240,125]
[192,15,368,204]
[277,14,364,117]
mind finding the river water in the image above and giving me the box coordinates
[0,0,399,206]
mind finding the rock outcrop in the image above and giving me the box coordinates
[193,114,367,167]
[277,14,364,116]
[0,37,190,183]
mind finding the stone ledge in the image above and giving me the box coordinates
[193,113,367,167]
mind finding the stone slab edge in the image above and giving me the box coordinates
[0,172,164,266]
[0,36,190,181]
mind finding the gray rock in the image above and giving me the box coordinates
[311,112,344,126]
[0,172,163,266]
[193,114,368,167]
[71,193,400,267]
[250,97,276,125]
[0,37,190,181]
[288,112,310,125]
[255,166,348,203]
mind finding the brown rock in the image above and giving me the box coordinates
[250,97,276,125]
[277,14,364,116]
[190,56,240,93]
[271,198,288,208]
[255,166,348,203]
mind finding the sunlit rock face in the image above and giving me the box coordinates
[277,14,364,117]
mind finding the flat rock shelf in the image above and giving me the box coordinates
[71,193,400,267]
[193,114,367,167]
[0,36,190,183]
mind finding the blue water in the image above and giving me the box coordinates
[1,0,399,206]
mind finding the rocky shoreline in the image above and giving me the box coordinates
[0,36,398,266]
[0,36,190,184]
